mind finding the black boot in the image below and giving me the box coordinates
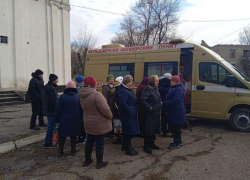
[162,132,167,138]
[112,135,123,144]
[96,149,108,169]
[150,136,160,150]
[58,137,66,157]
[143,137,152,154]
[70,136,77,156]
[83,147,93,166]
[125,139,138,156]
[121,140,126,151]
[30,115,40,130]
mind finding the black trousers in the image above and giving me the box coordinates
[122,135,133,150]
[172,125,181,139]
[78,120,86,140]
[161,112,168,134]
[59,136,77,152]
[30,100,44,127]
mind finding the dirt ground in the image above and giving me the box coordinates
[0,119,249,180]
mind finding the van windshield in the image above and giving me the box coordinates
[221,61,250,81]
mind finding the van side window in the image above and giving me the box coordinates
[109,63,135,78]
[199,63,231,85]
[144,62,178,77]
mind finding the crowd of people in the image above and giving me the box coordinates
[28,69,186,169]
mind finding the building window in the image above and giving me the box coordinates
[230,49,236,58]
[243,50,250,57]
[0,36,8,44]
[144,62,178,77]
[109,63,135,78]
[199,62,231,85]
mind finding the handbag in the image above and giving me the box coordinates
[52,125,59,145]
[113,119,122,134]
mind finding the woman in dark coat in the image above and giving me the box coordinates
[163,76,185,150]
[111,76,123,144]
[102,74,115,138]
[55,81,82,157]
[136,77,149,135]
[141,75,161,154]
[119,75,139,156]
[158,73,172,137]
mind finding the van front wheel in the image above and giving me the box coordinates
[230,108,250,132]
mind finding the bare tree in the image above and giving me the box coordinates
[239,27,250,45]
[111,0,180,46]
[71,28,98,77]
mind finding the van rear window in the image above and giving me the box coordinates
[109,63,135,78]
[144,62,178,77]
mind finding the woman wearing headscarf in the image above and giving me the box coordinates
[136,77,149,135]
[112,76,123,144]
[162,76,185,150]
[55,81,82,157]
[158,73,172,138]
[141,75,161,154]
[102,74,115,138]
[119,75,139,156]
[79,77,113,169]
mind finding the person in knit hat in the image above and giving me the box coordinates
[162,75,185,150]
[42,73,59,149]
[79,76,112,169]
[75,75,85,91]
[55,81,82,157]
[102,74,116,138]
[111,76,124,144]
[164,73,172,79]
[159,73,172,138]
[28,69,45,130]
[74,75,86,145]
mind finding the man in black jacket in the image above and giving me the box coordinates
[28,69,46,130]
[42,74,59,149]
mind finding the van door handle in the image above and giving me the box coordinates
[237,93,242,96]
[196,85,205,90]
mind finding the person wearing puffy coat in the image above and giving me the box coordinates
[119,75,140,156]
[79,77,112,169]
[28,69,45,130]
[111,76,123,145]
[102,74,115,138]
[158,73,172,137]
[136,77,149,135]
[162,76,185,150]
[55,81,82,157]
[141,75,161,154]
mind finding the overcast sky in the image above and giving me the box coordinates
[70,0,250,47]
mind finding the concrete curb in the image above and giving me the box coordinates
[0,141,16,154]
[0,132,46,154]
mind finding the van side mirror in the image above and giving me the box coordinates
[225,76,235,87]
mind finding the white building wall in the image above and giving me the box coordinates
[0,0,71,88]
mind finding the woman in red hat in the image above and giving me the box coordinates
[78,77,112,169]
[162,75,185,150]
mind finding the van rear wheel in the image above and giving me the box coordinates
[230,108,250,132]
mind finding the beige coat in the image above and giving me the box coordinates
[79,86,112,135]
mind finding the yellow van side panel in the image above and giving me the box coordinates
[192,49,235,119]
[134,63,144,82]
[144,51,180,63]
[85,64,109,82]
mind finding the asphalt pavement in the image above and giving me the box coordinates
[0,104,46,144]
[0,118,249,180]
